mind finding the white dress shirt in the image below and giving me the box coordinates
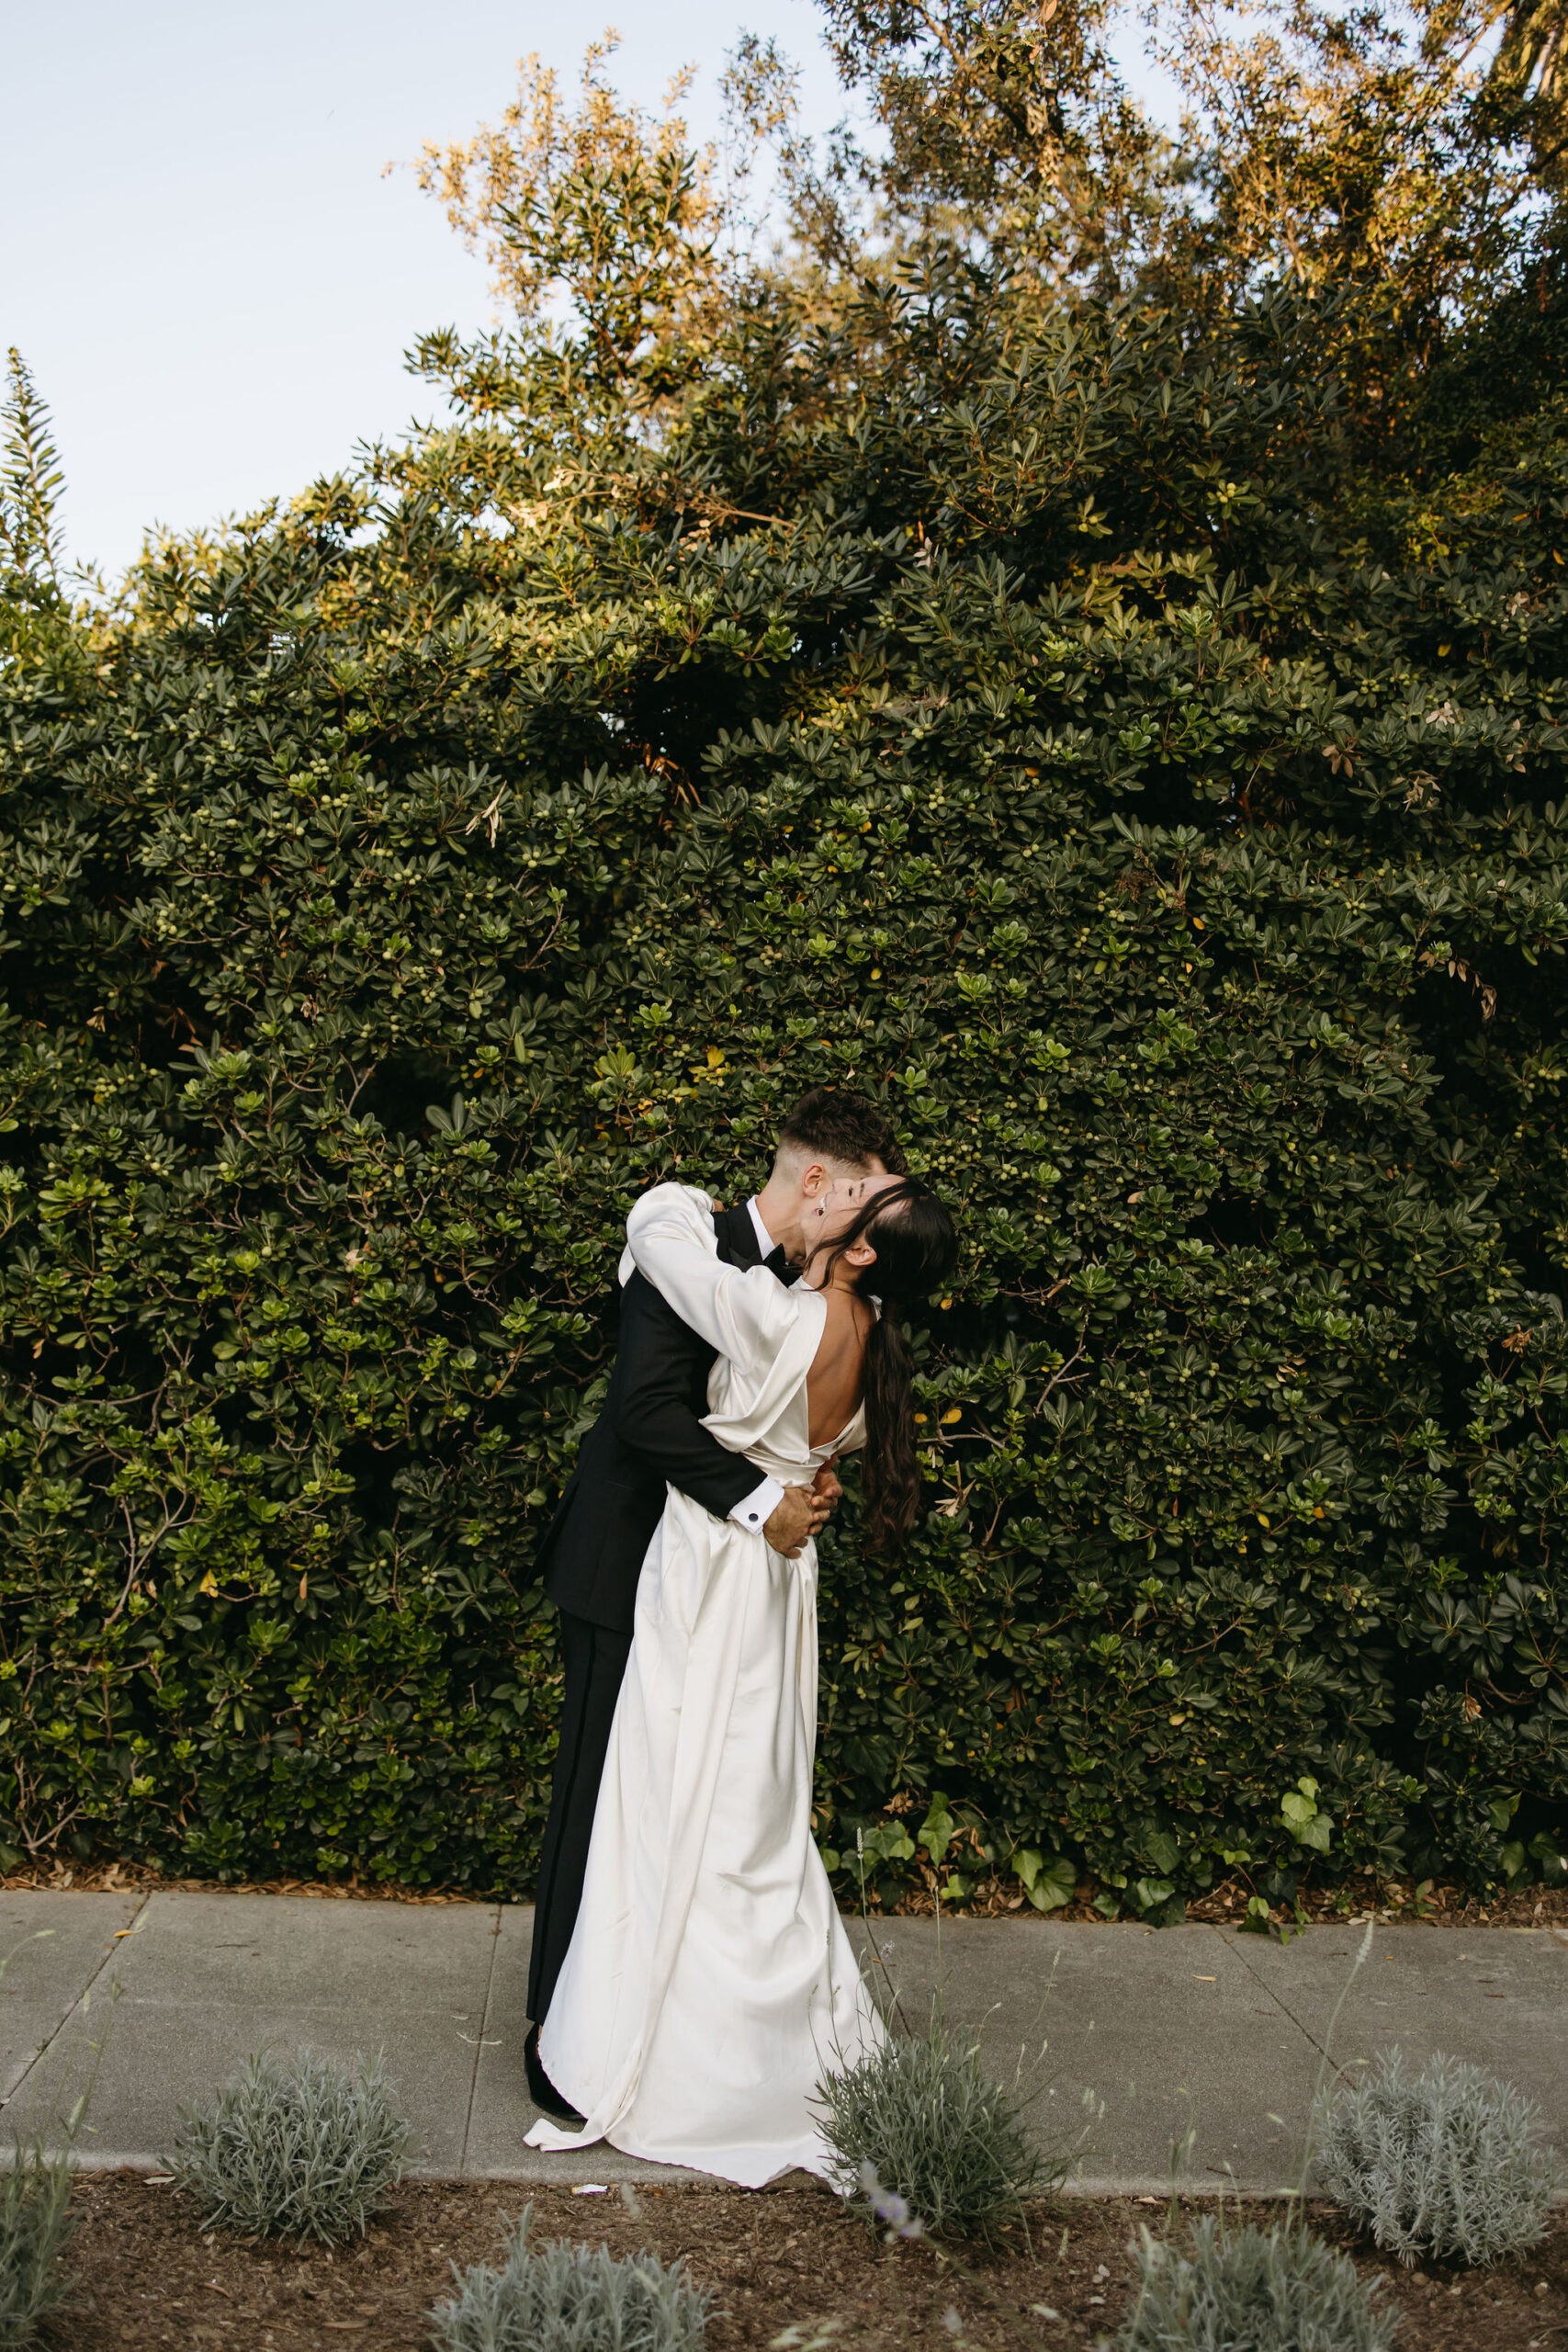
[728,1198,788,1535]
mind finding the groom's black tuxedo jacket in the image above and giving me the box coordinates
[532,1200,793,1635]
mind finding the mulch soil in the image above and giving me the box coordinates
[54,2177,1568,2351]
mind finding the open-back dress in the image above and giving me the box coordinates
[524,1182,886,2185]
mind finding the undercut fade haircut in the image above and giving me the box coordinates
[775,1087,907,1176]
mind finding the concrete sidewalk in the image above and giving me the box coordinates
[0,1891,1562,2193]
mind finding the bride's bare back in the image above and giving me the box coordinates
[807,1286,873,1449]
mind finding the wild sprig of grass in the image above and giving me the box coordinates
[1313,2047,1558,2267]
[429,2206,712,2352]
[1115,2216,1399,2351]
[168,2047,408,2247]
[819,1805,1072,2245]
[1107,1919,1398,2346]
[0,1926,126,2346]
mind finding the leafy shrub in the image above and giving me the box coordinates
[2,65,1566,1905]
[814,2017,1060,2241]
[1313,2047,1558,2267]
[167,2048,408,2245]
[0,2145,74,2349]
[1117,2217,1397,2351]
[429,2208,711,2352]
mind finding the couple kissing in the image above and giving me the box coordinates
[523,1088,957,2186]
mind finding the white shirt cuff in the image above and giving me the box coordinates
[730,1476,784,1533]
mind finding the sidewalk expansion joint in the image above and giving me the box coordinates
[0,1891,152,2122]
[459,1905,503,2174]
[1224,1927,1347,2078]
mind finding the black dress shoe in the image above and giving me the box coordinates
[525,2022,585,2125]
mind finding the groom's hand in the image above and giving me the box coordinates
[811,1458,844,1512]
[763,1486,824,1557]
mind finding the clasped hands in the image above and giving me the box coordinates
[762,1459,842,1558]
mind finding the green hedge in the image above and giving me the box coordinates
[2,277,1565,1910]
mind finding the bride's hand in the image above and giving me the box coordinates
[811,1456,843,1513]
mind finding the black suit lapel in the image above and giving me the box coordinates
[718,1196,800,1285]
[721,1200,761,1268]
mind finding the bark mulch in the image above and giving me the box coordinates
[6,1859,1567,1935]
[54,2176,1568,2351]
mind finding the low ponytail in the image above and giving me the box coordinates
[861,1304,919,1555]
[807,1177,958,1557]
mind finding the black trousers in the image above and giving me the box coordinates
[526,1610,635,2028]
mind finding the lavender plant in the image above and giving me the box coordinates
[814,2018,1063,2243]
[0,2144,74,2349]
[1117,2218,1398,2351]
[1313,2048,1557,2267]
[168,2047,408,2246]
[429,2207,711,2352]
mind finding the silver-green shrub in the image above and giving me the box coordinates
[0,2146,74,2348]
[814,2019,1061,2242]
[168,2047,408,2246]
[1313,2047,1557,2267]
[1117,2218,1398,2351]
[429,2208,711,2352]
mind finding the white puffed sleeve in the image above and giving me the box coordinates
[620,1183,800,1371]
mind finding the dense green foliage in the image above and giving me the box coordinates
[3,71,1568,1907]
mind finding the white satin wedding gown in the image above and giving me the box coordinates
[525,1182,886,2186]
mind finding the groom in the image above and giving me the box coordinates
[524,1086,905,2120]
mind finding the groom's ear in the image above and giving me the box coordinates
[797,1159,829,1197]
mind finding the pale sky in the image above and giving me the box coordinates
[6,3,1174,583]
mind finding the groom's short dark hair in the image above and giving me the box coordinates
[775,1087,907,1175]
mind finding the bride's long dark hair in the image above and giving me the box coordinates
[807,1178,959,1555]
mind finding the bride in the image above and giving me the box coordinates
[525,1166,958,2187]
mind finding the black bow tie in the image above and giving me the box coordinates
[764,1243,799,1285]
